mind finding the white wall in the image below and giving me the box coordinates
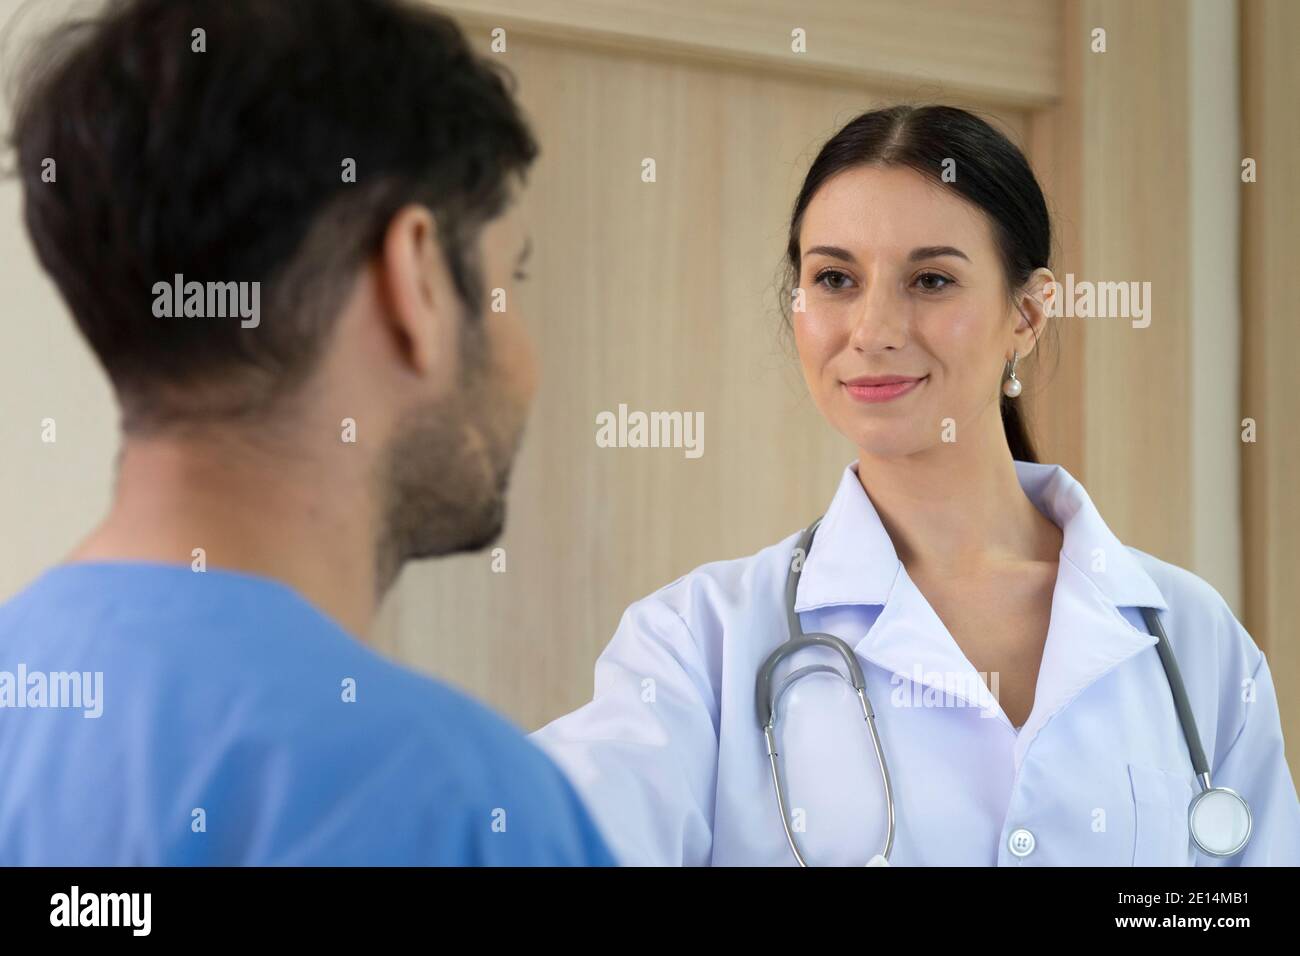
[0,0,117,599]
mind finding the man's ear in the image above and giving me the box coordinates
[1012,266,1056,360]
[377,204,456,377]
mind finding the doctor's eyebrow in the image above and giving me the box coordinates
[908,245,970,263]
[803,244,857,263]
[801,244,972,264]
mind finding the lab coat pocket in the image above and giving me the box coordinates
[1127,763,1194,866]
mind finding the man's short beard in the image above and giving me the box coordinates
[372,389,515,597]
[371,308,521,597]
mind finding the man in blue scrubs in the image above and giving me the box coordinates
[0,0,614,865]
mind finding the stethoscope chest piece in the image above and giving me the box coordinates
[1188,786,1253,858]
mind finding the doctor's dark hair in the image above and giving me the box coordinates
[7,0,537,432]
[781,105,1054,463]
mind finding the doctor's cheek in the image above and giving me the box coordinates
[913,314,987,403]
[792,308,847,396]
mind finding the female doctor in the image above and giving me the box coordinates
[532,105,1300,866]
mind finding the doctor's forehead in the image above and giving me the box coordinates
[798,165,992,262]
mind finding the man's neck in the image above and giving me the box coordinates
[69,430,381,640]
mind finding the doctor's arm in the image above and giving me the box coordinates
[530,596,720,866]
[1202,650,1300,866]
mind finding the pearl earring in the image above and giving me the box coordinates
[1002,351,1022,398]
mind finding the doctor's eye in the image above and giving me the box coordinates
[913,271,955,293]
[814,268,856,292]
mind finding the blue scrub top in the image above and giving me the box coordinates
[0,562,615,866]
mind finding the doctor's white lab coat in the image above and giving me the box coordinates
[532,461,1300,866]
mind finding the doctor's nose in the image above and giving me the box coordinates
[847,280,908,353]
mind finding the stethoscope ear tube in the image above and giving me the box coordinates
[1139,607,1211,780]
[1141,608,1253,857]
[759,517,895,865]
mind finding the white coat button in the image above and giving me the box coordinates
[1008,828,1036,858]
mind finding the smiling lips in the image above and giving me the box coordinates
[842,374,927,403]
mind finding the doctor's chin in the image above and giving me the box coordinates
[1,0,1297,924]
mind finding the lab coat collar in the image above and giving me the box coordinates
[793,459,1168,755]
[793,459,1169,615]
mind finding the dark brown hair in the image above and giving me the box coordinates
[8,0,538,431]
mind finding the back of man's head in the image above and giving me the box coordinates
[8,0,537,432]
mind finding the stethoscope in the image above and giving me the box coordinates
[755,517,1254,866]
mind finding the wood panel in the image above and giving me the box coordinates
[1241,0,1300,774]
[1067,0,1192,567]
[437,0,1061,106]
